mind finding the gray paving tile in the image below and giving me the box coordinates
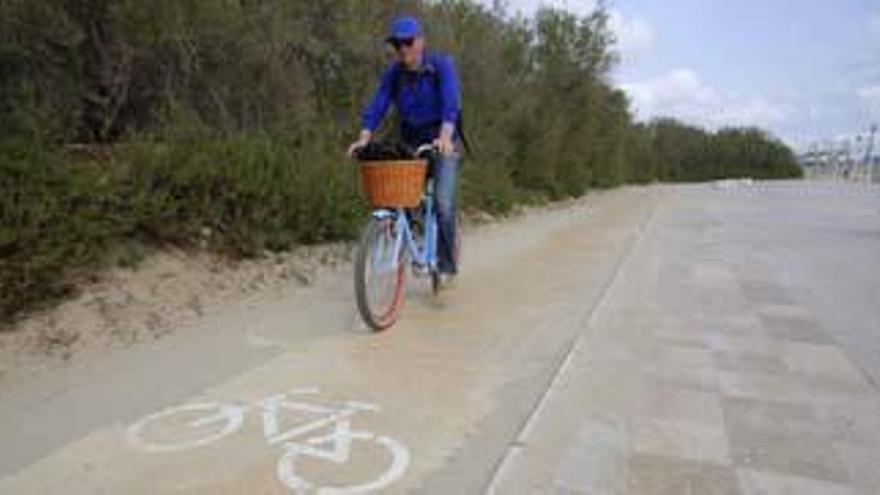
[635,384,725,424]
[655,331,709,350]
[692,264,737,287]
[835,441,880,490]
[737,468,857,495]
[625,454,739,495]
[706,331,781,356]
[811,398,880,447]
[553,415,630,495]
[719,369,805,403]
[719,362,872,407]
[782,342,874,390]
[695,295,753,318]
[631,385,729,463]
[714,349,788,375]
[758,313,832,344]
[645,346,720,391]
[757,304,815,320]
[741,281,797,305]
[631,417,730,464]
[723,397,852,484]
[705,325,767,342]
[650,365,720,393]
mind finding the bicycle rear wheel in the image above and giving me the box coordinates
[355,216,407,331]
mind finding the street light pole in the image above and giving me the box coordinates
[865,124,877,184]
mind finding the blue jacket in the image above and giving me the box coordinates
[361,51,461,146]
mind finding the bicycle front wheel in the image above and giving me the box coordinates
[354,216,407,331]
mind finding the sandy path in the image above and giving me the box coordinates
[0,187,658,493]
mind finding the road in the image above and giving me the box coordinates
[1,181,878,494]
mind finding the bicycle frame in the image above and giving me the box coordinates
[371,177,438,275]
[260,390,377,448]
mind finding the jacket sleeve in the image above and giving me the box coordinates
[361,65,396,132]
[437,55,461,126]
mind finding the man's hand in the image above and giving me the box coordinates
[433,136,455,156]
[434,122,456,156]
[347,129,373,157]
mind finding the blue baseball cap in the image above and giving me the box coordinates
[386,16,422,42]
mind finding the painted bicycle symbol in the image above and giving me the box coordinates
[126,387,410,494]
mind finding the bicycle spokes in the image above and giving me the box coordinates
[355,217,406,331]
[368,222,400,307]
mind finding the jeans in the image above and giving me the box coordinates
[429,152,459,274]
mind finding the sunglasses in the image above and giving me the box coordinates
[390,38,415,50]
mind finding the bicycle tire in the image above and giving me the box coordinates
[354,217,406,331]
[126,402,245,453]
[276,433,410,494]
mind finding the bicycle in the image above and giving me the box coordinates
[126,387,410,494]
[353,144,461,331]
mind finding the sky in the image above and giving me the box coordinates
[482,0,880,150]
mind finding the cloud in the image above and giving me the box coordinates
[482,1,656,60]
[859,85,880,120]
[620,69,791,129]
[608,11,655,59]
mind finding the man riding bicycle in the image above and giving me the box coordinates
[348,15,462,282]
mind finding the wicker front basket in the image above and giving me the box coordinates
[359,160,428,208]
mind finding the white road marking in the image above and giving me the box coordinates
[125,388,410,493]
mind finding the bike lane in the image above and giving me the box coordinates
[0,188,658,494]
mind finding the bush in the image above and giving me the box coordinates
[0,140,132,319]
[0,134,369,322]
[126,135,365,256]
[0,0,803,323]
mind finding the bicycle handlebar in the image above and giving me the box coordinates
[350,142,438,161]
[415,143,439,159]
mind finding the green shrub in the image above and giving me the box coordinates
[0,141,132,320]
[126,136,366,256]
[0,1,803,323]
[0,135,369,322]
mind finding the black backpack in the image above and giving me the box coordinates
[390,55,472,154]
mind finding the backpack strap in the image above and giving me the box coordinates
[457,113,472,154]
[390,54,472,154]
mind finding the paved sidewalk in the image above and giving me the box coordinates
[489,186,880,494]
